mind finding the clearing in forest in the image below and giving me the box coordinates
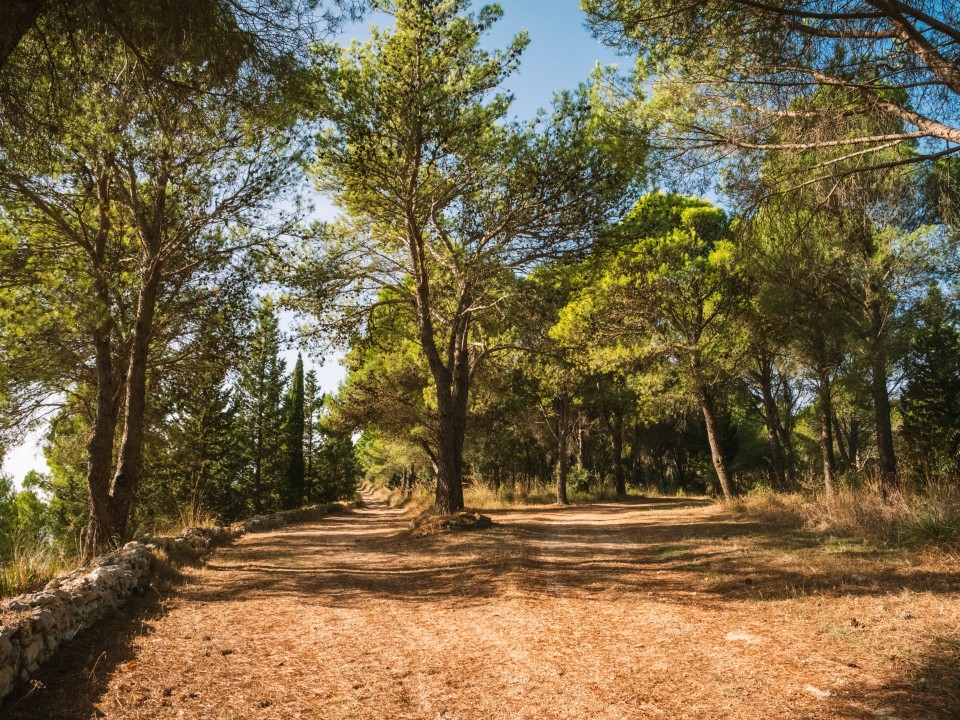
[2,493,958,720]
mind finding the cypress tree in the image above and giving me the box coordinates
[234,299,287,512]
[284,354,306,508]
[303,369,324,502]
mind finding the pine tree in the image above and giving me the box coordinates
[303,369,324,502]
[902,287,960,474]
[142,367,245,522]
[234,300,287,513]
[283,354,306,508]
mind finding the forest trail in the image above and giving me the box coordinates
[2,492,958,720]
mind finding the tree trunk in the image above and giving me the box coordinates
[0,0,45,70]
[253,421,264,512]
[833,413,851,471]
[556,425,570,505]
[82,171,120,561]
[818,366,836,500]
[756,356,788,490]
[612,408,626,496]
[433,387,466,514]
[108,266,162,539]
[864,253,899,490]
[699,389,734,500]
[778,380,798,488]
[871,351,899,490]
[83,328,120,560]
[630,418,643,485]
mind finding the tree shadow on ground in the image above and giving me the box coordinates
[793,635,960,720]
[0,576,179,720]
[2,497,958,719]
[175,500,960,610]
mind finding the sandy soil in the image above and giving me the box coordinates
[2,492,959,720]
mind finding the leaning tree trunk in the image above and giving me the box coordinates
[107,265,161,541]
[695,380,734,500]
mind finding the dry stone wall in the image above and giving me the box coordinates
[0,502,346,701]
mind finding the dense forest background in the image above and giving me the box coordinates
[2,0,960,591]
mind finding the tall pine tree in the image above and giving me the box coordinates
[283,354,306,508]
[303,369,324,502]
[234,300,287,513]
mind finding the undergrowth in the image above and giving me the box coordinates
[378,478,665,511]
[0,537,80,598]
[730,479,960,548]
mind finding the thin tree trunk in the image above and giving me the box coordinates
[863,247,899,489]
[699,388,734,500]
[849,418,860,470]
[778,379,797,487]
[871,350,898,490]
[556,423,570,505]
[833,413,851,471]
[612,408,626,497]
[818,366,836,500]
[756,356,788,490]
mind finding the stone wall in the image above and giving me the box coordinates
[0,502,346,701]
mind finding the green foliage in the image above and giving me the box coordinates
[901,287,960,475]
[233,299,288,514]
[284,354,307,508]
[557,192,743,495]
[292,0,642,512]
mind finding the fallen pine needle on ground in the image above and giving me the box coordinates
[2,491,958,719]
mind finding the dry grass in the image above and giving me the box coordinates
[145,495,221,538]
[731,481,960,548]
[0,538,80,597]
[463,478,660,509]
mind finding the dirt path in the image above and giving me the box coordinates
[3,493,959,719]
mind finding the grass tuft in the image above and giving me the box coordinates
[0,537,79,598]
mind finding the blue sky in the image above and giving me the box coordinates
[478,0,623,119]
[2,0,626,485]
[337,1,623,121]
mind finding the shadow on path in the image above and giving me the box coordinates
[2,492,957,719]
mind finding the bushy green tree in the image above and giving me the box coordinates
[293,0,641,513]
[902,286,960,475]
[558,193,745,498]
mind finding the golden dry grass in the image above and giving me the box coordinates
[2,492,958,719]
[731,483,960,548]
[0,539,81,597]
